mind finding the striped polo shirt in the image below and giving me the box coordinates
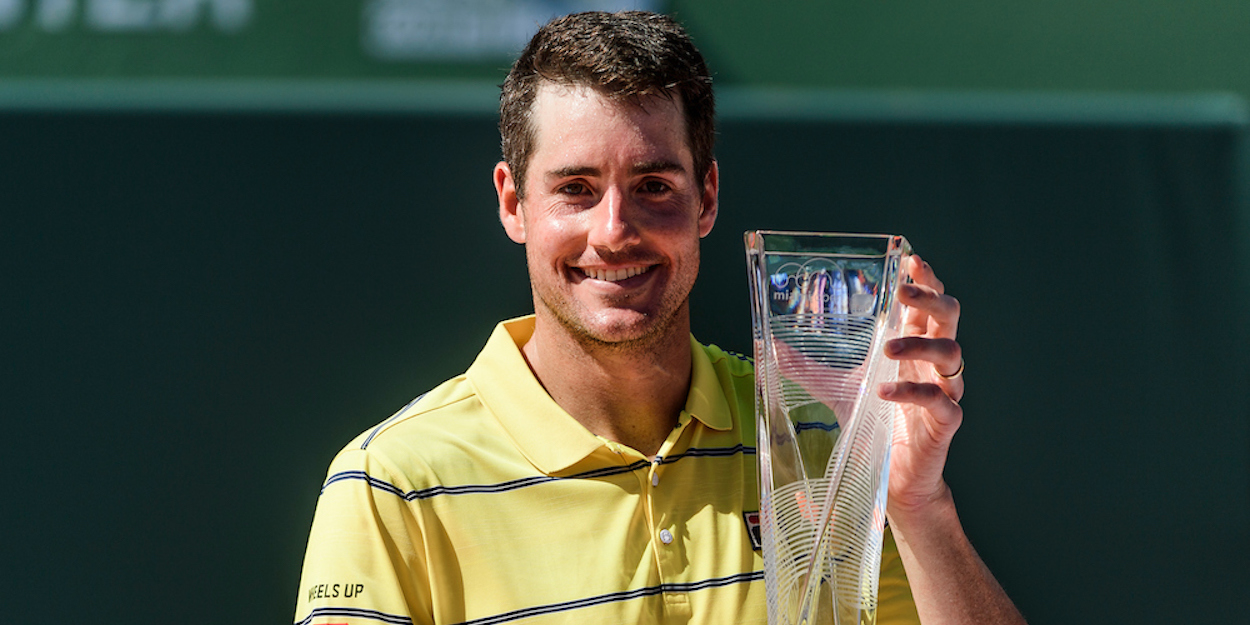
[293,316,918,625]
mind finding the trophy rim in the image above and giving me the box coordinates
[745,230,911,259]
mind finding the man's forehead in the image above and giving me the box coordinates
[528,83,691,172]
[530,82,685,127]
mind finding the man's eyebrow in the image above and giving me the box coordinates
[633,160,686,175]
[547,166,599,179]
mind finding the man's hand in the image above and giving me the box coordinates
[877,255,1028,625]
[879,254,965,518]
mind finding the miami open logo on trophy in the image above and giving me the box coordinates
[745,231,912,625]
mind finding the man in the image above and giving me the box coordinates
[294,11,1025,625]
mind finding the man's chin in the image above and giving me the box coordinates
[575,313,655,345]
[534,290,690,350]
[559,308,679,350]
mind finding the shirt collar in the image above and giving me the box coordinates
[466,316,734,475]
[684,334,734,432]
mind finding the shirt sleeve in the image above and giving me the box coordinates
[293,447,434,625]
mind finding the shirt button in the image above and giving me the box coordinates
[651,473,660,487]
[659,529,673,544]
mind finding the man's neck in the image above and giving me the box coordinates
[521,313,693,459]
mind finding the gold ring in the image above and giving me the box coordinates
[937,358,964,380]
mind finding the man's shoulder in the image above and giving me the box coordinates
[323,373,517,490]
[343,373,482,451]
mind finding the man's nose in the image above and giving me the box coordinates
[587,186,641,252]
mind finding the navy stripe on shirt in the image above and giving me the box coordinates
[296,606,413,625]
[454,571,765,625]
[794,421,840,433]
[322,446,756,500]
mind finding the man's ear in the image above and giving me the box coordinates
[495,161,526,243]
[697,160,719,238]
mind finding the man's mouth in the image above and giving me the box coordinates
[579,265,653,282]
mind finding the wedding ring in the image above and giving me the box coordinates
[937,358,964,380]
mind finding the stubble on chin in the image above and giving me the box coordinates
[532,282,693,359]
[543,296,671,350]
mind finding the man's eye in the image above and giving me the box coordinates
[639,180,671,194]
[559,182,589,195]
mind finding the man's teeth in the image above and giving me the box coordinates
[585,266,650,282]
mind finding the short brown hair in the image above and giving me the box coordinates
[499,11,715,198]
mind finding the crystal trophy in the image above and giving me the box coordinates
[745,231,912,625]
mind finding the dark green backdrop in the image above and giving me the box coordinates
[2,91,1248,623]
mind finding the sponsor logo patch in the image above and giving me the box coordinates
[743,511,762,551]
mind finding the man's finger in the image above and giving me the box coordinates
[898,283,960,323]
[907,255,944,295]
[887,337,965,402]
[886,337,961,369]
[878,381,964,436]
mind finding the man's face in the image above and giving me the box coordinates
[496,83,718,348]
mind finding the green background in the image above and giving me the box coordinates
[2,0,1250,100]
[3,2,1249,624]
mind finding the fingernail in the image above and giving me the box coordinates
[886,341,904,356]
[879,382,897,397]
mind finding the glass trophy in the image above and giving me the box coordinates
[745,231,912,625]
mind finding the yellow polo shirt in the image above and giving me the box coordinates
[293,316,918,625]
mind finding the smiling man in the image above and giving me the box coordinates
[294,11,1025,625]
[494,78,717,458]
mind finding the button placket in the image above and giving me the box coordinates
[647,415,693,609]
[649,459,671,546]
